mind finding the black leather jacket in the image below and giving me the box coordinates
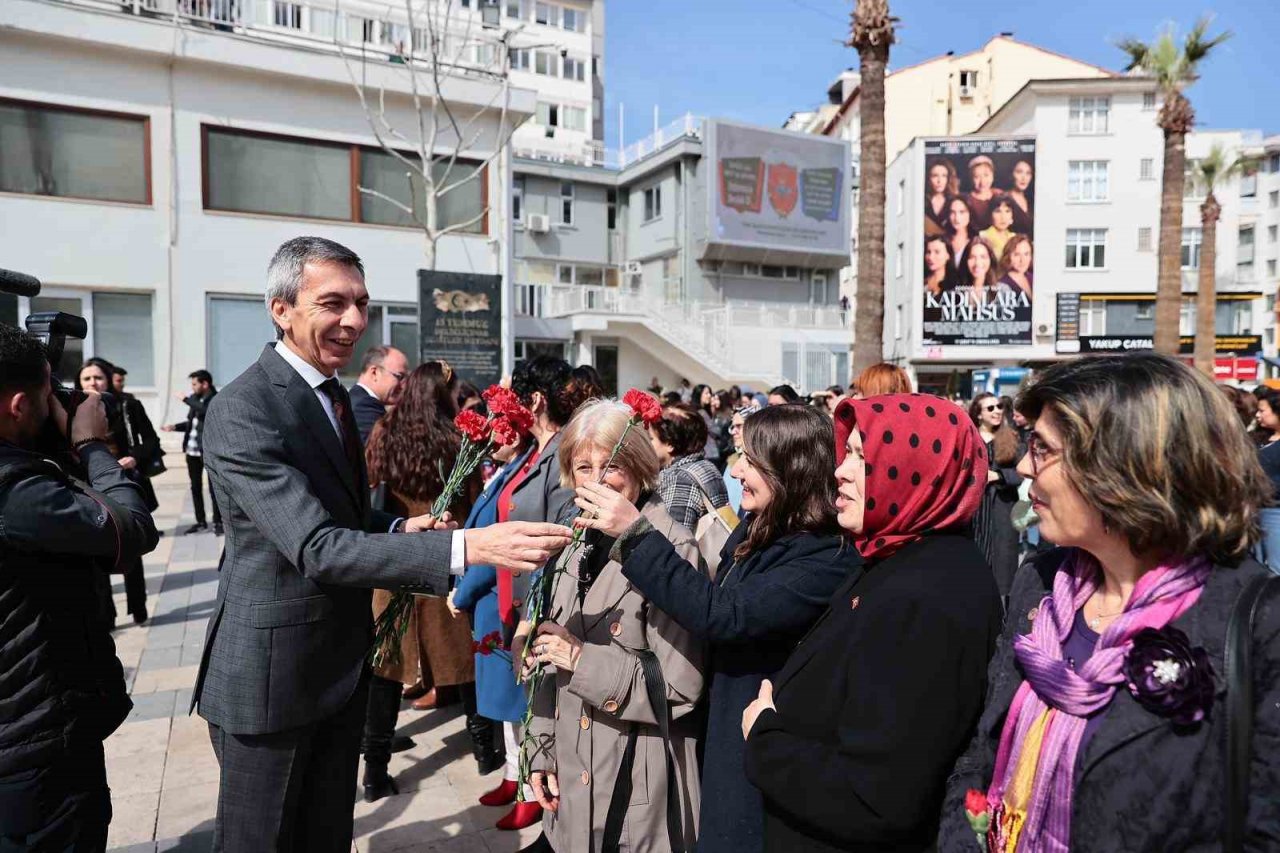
[0,441,159,777]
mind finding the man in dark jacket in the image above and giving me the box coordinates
[348,345,408,444]
[163,369,220,535]
[0,324,160,849]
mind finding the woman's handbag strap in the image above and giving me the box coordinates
[600,649,686,853]
[1225,572,1277,853]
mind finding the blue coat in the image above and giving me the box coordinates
[452,463,528,722]
[614,520,862,853]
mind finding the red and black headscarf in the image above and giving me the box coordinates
[833,393,988,561]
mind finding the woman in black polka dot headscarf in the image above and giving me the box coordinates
[740,393,1003,852]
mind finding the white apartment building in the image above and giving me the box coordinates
[0,0,603,425]
[790,35,1115,305]
[882,75,1276,396]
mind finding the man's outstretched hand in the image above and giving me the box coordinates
[464,522,573,572]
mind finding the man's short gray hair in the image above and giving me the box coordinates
[265,237,365,339]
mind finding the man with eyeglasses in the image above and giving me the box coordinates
[349,345,409,444]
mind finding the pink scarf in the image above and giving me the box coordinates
[985,550,1210,852]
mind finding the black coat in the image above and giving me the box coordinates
[615,521,860,853]
[938,550,1280,852]
[168,388,216,455]
[348,383,385,445]
[973,437,1022,596]
[0,442,158,777]
[744,534,1003,852]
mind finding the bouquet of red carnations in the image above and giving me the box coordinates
[371,386,534,669]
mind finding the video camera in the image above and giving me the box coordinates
[0,268,120,452]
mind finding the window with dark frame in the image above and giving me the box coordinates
[606,188,617,229]
[0,98,150,204]
[560,181,574,226]
[643,185,661,222]
[202,125,486,234]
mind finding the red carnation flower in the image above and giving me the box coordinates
[491,417,520,448]
[455,409,491,444]
[622,388,663,426]
[483,386,535,432]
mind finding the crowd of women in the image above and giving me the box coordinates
[355,351,1279,853]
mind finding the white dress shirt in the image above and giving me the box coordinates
[273,341,466,573]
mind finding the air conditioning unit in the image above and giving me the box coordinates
[1036,321,1054,336]
[624,261,643,276]
[526,213,550,233]
[959,85,973,99]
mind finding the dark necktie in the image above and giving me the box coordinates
[319,378,363,481]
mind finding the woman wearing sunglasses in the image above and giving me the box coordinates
[939,354,1279,852]
[969,392,1024,596]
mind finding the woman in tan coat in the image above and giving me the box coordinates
[525,398,706,853]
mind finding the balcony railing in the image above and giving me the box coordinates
[54,0,508,79]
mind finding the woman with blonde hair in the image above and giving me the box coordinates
[969,392,1023,595]
[996,234,1034,300]
[525,398,706,853]
[940,354,1279,851]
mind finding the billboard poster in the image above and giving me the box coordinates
[705,119,851,264]
[921,137,1035,346]
[418,270,503,388]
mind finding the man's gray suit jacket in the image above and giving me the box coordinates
[192,344,453,735]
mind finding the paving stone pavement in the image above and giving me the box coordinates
[104,465,541,852]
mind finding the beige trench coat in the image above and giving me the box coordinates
[527,498,706,853]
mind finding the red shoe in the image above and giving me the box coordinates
[480,779,518,807]
[495,801,543,831]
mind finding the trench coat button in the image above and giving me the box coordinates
[508,503,516,512]
[1027,608,1038,622]
[603,699,619,714]
[580,715,590,731]
[850,596,861,610]
[609,622,622,637]
[513,599,523,609]
[581,770,590,785]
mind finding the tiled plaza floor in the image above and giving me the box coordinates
[103,466,541,852]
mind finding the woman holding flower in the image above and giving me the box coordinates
[525,398,707,853]
[939,353,1280,852]
[570,404,859,853]
[740,394,1003,852]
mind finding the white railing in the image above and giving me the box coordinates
[54,0,508,79]
[513,283,846,385]
[512,140,606,168]
[616,114,702,168]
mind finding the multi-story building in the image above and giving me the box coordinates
[881,74,1274,396]
[0,0,606,424]
[510,116,854,395]
[791,35,1115,304]
[1259,136,1280,358]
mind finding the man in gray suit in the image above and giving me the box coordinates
[194,236,571,852]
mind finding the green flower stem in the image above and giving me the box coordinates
[370,434,494,668]
[514,415,640,801]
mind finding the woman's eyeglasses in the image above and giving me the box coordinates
[1027,433,1061,475]
[983,403,1004,413]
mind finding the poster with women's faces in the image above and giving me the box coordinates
[921,137,1035,346]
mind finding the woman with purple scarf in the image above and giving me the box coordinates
[938,353,1280,852]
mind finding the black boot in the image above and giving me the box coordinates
[362,759,399,803]
[467,715,505,775]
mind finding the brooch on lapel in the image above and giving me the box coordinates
[1123,626,1214,726]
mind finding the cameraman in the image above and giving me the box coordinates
[0,324,159,849]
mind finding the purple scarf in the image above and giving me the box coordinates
[985,551,1210,852]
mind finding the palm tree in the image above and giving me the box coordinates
[1117,17,1231,355]
[1189,145,1257,377]
[849,0,897,377]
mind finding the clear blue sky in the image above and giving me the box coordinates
[603,0,1279,149]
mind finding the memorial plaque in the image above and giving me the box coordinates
[418,270,503,388]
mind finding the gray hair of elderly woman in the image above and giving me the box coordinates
[1015,352,1271,566]
[558,398,661,491]
[265,237,365,339]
